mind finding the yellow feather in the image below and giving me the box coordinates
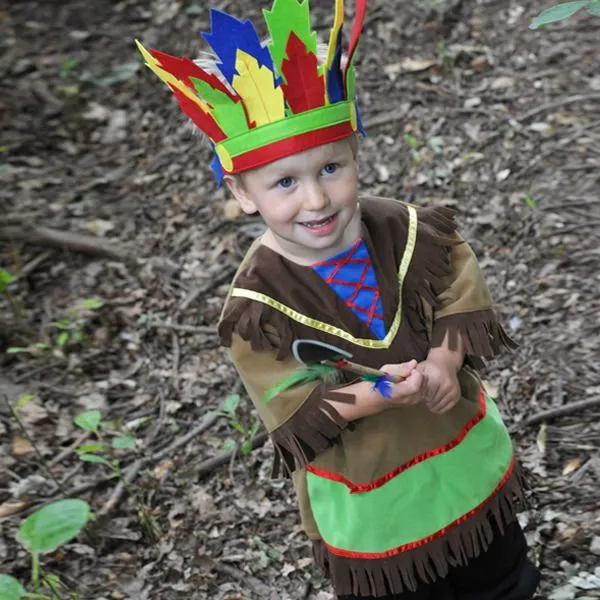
[325,0,344,69]
[232,50,284,126]
[135,40,211,113]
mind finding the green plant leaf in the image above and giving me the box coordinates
[18,499,90,554]
[230,421,246,434]
[587,0,600,14]
[74,410,101,432]
[111,434,136,450]
[0,575,26,600]
[522,194,538,209]
[16,393,37,407]
[43,573,61,593]
[240,440,253,455]
[56,331,70,348]
[221,393,241,416]
[0,269,14,294]
[77,443,105,454]
[78,453,112,467]
[249,421,260,438]
[222,439,236,451]
[529,1,588,29]
[75,298,104,311]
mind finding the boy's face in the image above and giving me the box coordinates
[225,138,360,264]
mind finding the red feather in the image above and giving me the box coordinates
[149,48,237,100]
[281,33,325,114]
[344,0,367,75]
[169,84,227,142]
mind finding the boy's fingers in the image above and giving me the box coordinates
[381,360,417,379]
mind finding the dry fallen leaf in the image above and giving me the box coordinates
[481,379,499,399]
[0,500,28,518]
[536,423,547,455]
[152,460,174,481]
[11,435,34,457]
[562,457,583,476]
[223,199,242,220]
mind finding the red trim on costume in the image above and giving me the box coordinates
[307,388,487,493]
[322,455,516,559]
[231,121,354,173]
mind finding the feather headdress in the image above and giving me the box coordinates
[136,0,367,184]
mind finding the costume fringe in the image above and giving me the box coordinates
[270,387,355,477]
[432,309,518,366]
[312,466,525,598]
[218,200,463,361]
[403,205,461,307]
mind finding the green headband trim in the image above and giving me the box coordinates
[217,101,353,158]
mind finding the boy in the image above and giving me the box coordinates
[137,0,540,597]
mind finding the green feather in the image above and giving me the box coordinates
[263,0,318,79]
[263,363,339,404]
[189,77,249,136]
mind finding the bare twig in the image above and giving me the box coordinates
[151,322,218,335]
[210,560,274,598]
[515,93,600,123]
[3,394,67,494]
[520,397,600,428]
[48,431,90,468]
[97,458,145,517]
[178,266,236,311]
[362,104,411,130]
[196,431,269,479]
[153,410,222,463]
[15,250,54,281]
[0,224,133,263]
[171,331,180,390]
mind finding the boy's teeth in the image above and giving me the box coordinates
[303,215,334,228]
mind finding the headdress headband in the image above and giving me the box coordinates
[136,0,367,184]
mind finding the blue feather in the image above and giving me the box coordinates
[355,101,367,137]
[373,375,393,399]
[210,149,224,187]
[326,29,345,103]
[201,9,275,84]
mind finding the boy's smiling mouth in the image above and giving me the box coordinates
[299,213,338,229]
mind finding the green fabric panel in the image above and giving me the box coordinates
[220,101,351,156]
[306,396,514,554]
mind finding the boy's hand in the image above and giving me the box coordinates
[416,359,461,414]
[380,360,426,407]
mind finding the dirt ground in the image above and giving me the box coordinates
[1,0,599,598]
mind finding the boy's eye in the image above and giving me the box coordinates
[277,177,293,188]
[322,163,338,175]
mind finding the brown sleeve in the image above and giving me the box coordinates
[431,234,517,363]
[229,332,355,476]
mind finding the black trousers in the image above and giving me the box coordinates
[338,520,540,600]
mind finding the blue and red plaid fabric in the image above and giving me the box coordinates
[312,238,386,339]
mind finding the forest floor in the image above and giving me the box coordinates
[1,0,599,598]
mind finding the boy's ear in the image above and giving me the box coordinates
[224,174,258,215]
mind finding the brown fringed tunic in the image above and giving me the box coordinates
[218,196,522,597]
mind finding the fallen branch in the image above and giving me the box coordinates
[1,224,133,263]
[520,396,600,428]
[210,560,275,599]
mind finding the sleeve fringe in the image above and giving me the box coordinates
[432,309,518,365]
[270,386,355,477]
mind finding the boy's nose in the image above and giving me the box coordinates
[303,183,329,211]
